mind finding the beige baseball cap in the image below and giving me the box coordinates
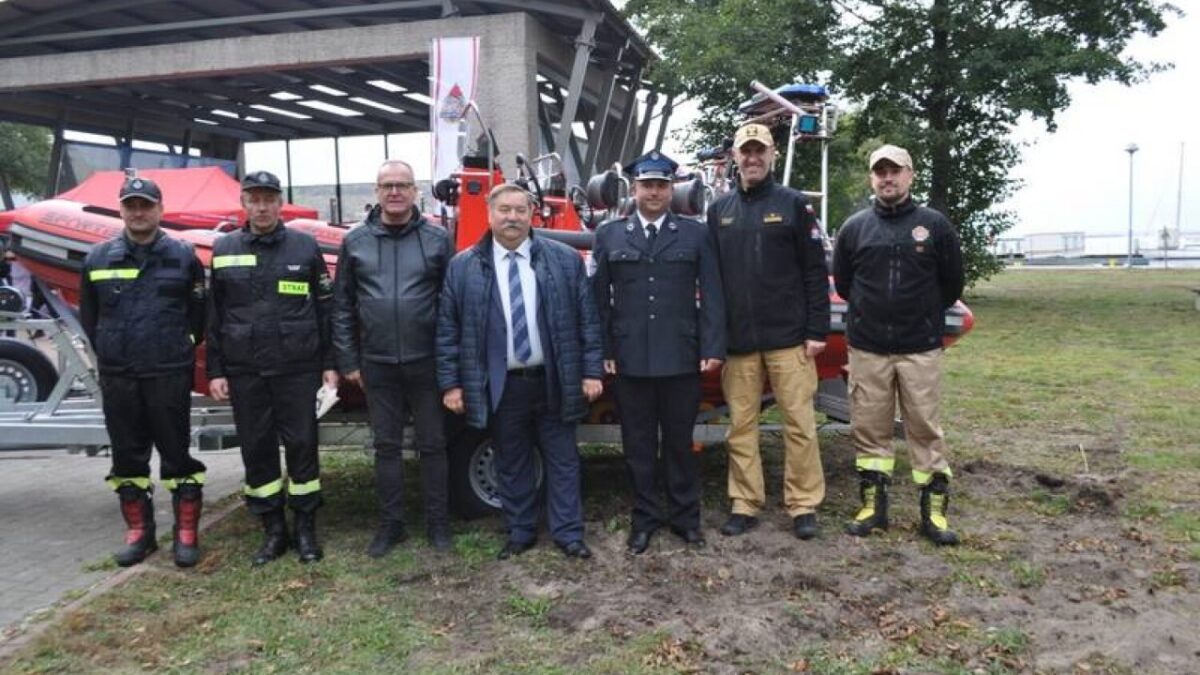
[869,144,913,170]
[733,123,775,149]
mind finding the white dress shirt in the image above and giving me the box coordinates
[638,212,666,239]
[493,238,545,369]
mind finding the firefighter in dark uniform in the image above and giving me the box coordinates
[592,152,726,554]
[206,170,339,565]
[80,177,208,568]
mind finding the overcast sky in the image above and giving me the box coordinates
[1001,0,1198,238]
[245,1,1197,238]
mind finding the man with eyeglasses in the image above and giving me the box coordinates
[332,159,454,556]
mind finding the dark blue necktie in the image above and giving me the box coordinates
[507,251,532,363]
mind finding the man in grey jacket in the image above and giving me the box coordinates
[332,159,453,555]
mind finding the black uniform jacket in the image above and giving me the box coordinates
[592,211,726,378]
[832,197,964,355]
[80,230,205,376]
[706,176,830,354]
[206,222,334,378]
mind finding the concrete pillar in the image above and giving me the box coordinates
[472,13,539,178]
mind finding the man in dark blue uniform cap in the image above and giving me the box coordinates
[592,151,726,554]
[80,177,208,568]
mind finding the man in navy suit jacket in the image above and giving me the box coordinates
[436,183,604,560]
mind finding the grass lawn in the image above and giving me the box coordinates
[4,269,1199,674]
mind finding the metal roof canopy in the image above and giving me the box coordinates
[0,0,665,188]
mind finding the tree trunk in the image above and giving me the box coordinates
[0,173,14,211]
[926,0,954,216]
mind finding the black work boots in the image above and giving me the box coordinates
[252,509,290,566]
[845,470,960,546]
[293,510,323,563]
[845,470,890,537]
[171,483,203,568]
[919,474,960,546]
[114,485,157,567]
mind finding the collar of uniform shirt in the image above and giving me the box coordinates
[637,212,666,237]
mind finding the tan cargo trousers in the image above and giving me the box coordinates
[722,345,825,517]
[848,347,952,485]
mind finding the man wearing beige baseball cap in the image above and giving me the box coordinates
[832,144,965,545]
[706,122,831,541]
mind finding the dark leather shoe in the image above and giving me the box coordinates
[671,527,706,547]
[497,540,535,560]
[627,530,653,555]
[793,513,819,540]
[719,514,759,536]
[558,540,593,559]
[367,522,408,559]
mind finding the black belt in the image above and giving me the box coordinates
[507,365,545,378]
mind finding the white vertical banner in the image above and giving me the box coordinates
[430,36,480,187]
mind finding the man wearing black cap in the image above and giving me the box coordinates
[833,144,964,545]
[592,151,726,554]
[707,123,831,541]
[333,159,453,557]
[80,176,208,568]
[207,170,339,565]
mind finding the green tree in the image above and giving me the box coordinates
[626,0,1177,285]
[0,122,52,209]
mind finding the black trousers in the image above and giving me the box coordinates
[101,370,206,488]
[228,370,322,513]
[361,358,448,527]
[615,373,702,533]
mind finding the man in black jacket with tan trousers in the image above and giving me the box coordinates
[706,123,831,541]
[833,144,964,546]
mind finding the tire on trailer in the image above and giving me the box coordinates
[446,417,544,520]
[0,339,57,403]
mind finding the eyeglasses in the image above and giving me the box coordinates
[377,181,415,192]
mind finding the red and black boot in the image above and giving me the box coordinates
[115,485,157,567]
[172,484,203,568]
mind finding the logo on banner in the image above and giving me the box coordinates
[438,83,468,122]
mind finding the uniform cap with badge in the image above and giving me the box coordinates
[623,150,679,182]
[241,170,283,193]
[118,177,162,204]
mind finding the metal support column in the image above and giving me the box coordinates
[583,40,627,177]
[285,139,295,205]
[180,127,193,168]
[554,18,598,179]
[334,137,344,224]
[610,67,642,166]
[44,121,66,196]
[653,94,675,151]
[632,90,658,157]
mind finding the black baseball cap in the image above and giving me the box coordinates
[241,170,282,193]
[118,177,162,203]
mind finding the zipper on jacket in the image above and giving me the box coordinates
[888,238,899,351]
[391,233,402,359]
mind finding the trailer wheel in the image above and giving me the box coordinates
[0,340,57,403]
[447,421,544,520]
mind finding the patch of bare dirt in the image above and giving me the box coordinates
[411,444,1200,673]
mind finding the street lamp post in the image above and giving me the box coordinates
[1125,143,1138,268]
